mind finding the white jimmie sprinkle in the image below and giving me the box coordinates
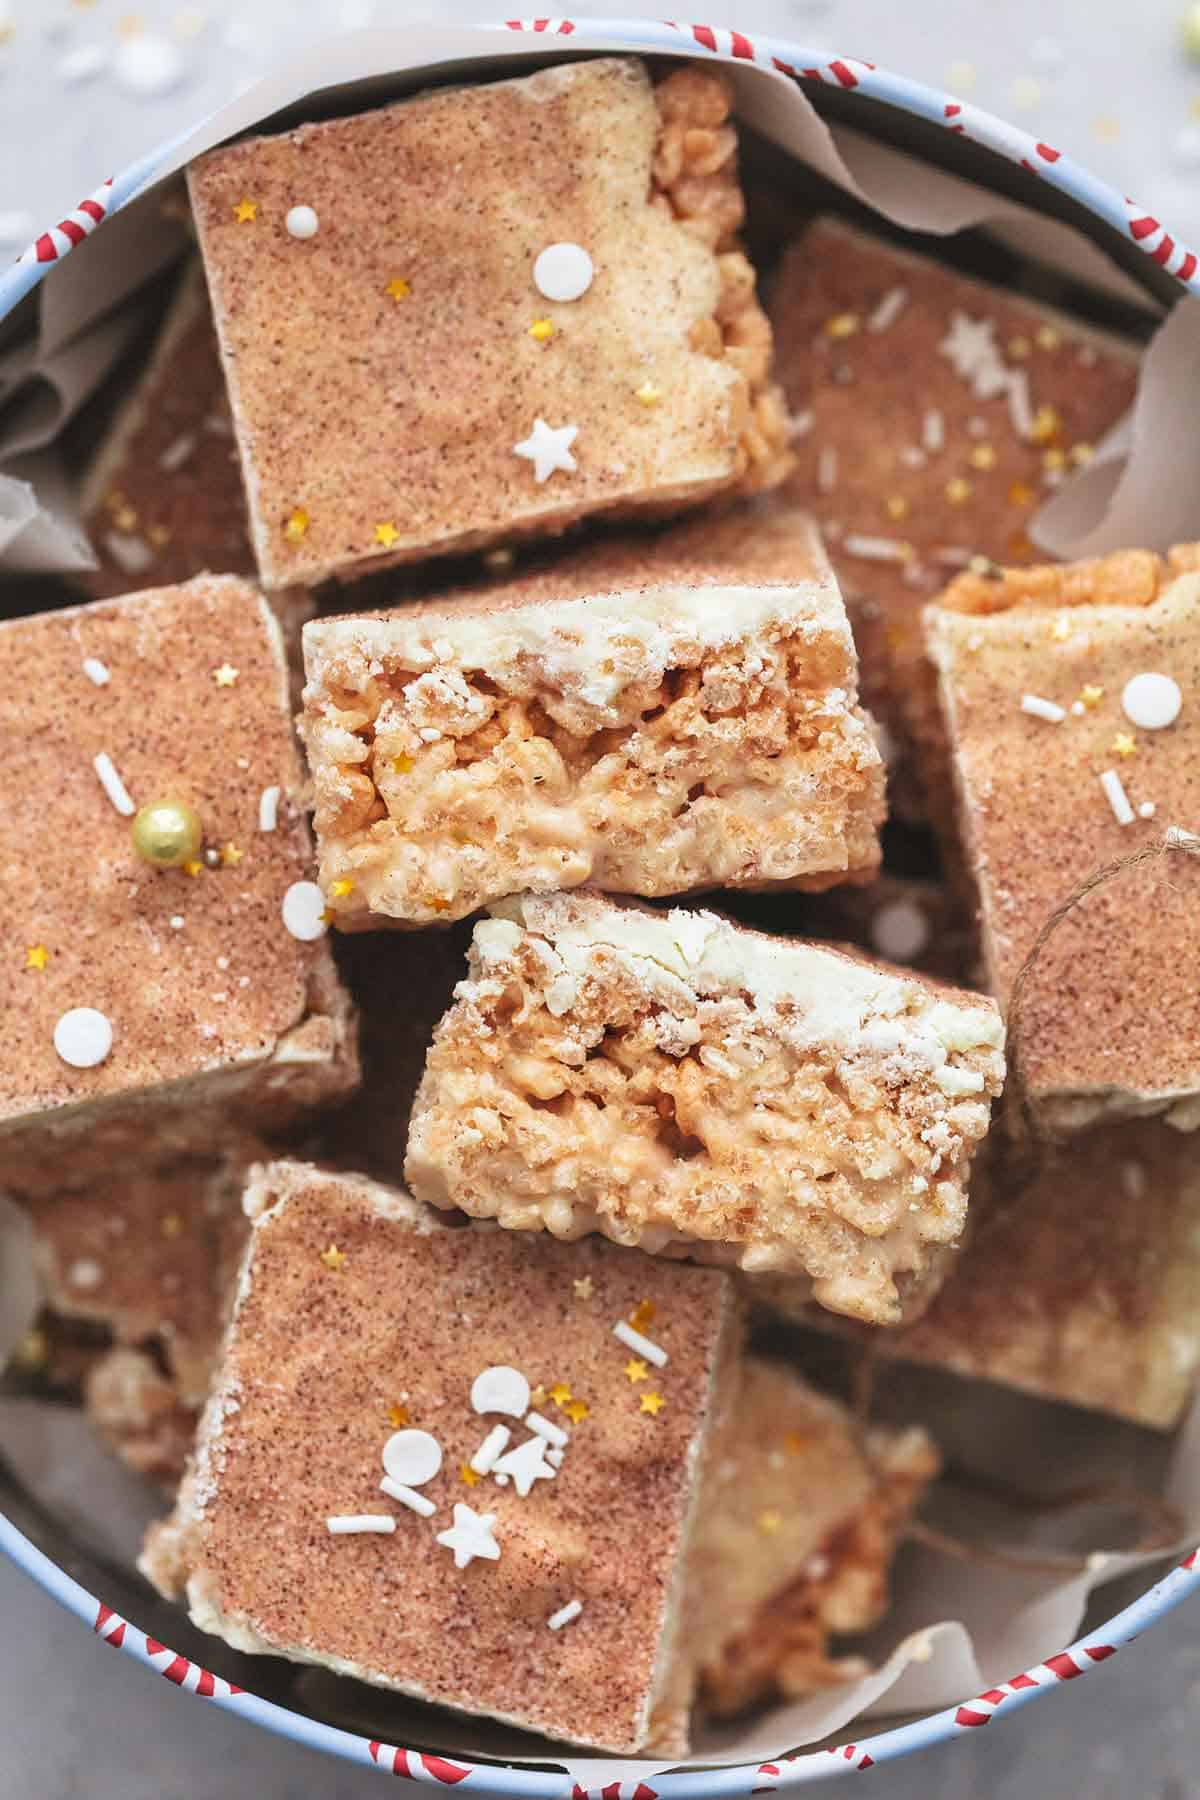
[93,752,136,816]
[258,785,281,832]
[816,447,838,494]
[612,1319,668,1368]
[470,1424,512,1476]
[525,1411,569,1449]
[1020,693,1066,723]
[82,657,111,687]
[379,1476,437,1518]
[1099,768,1134,826]
[547,1599,583,1632]
[868,286,909,333]
[842,534,910,564]
[922,408,945,453]
[326,1514,396,1535]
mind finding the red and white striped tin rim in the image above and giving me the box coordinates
[2,17,1198,1789]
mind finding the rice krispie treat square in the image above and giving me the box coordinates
[691,1357,938,1716]
[141,1161,744,1757]
[0,576,357,1195]
[405,891,1005,1325]
[303,505,884,928]
[881,1122,1200,1430]
[187,58,790,590]
[925,545,1200,1130]
[769,218,1139,814]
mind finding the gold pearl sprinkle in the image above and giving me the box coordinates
[131,799,203,869]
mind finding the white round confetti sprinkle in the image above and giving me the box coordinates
[169,915,185,931]
[286,204,320,240]
[532,242,594,303]
[870,899,929,963]
[54,1007,113,1070]
[382,1428,443,1487]
[113,34,186,97]
[470,1364,531,1419]
[1121,672,1182,731]
[1138,801,1157,819]
[281,880,328,941]
[69,1258,103,1290]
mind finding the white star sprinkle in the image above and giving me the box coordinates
[436,1502,502,1570]
[513,417,578,483]
[491,1434,557,1499]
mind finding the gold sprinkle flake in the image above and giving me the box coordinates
[1112,732,1138,757]
[284,507,310,543]
[528,1385,548,1410]
[387,1403,411,1429]
[182,859,205,878]
[212,663,239,687]
[572,1276,594,1301]
[13,1328,48,1371]
[1080,684,1105,708]
[392,753,414,775]
[629,1298,656,1333]
[825,311,860,339]
[220,842,244,867]
[329,878,355,900]
[1070,442,1095,466]
[639,1390,666,1417]
[1030,405,1062,445]
[160,1213,183,1240]
[319,1243,348,1272]
[783,1431,809,1455]
[563,1398,590,1425]
[884,495,909,521]
[1043,447,1067,472]
[374,521,400,549]
[944,477,972,506]
[529,318,556,343]
[385,277,411,301]
[460,1463,481,1487]
[1008,480,1035,507]
[147,524,172,548]
[623,1358,649,1384]
[24,944,48,971]
[1036,324,1062,351]
[757,1509,783,1535]
[1050,615,1072,642]
[968,444,997,471]
[112,504,138,533]
[549,1382,573,1408]
[233,198,258,224]
[634,380,662,407]
[1007,335,1032,359]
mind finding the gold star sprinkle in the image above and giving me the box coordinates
[374,521,400,549]
[24,944,48,971]
[528,1385,548,1410]
[329,878,355,900]
[757,1509,783,1535]
[623,1358,649,1384]
[1070,442,1095,466]
[944,477,972,506]
[549,1382,573,1408]
[1036,324,1062,351]
[639,1391,665,1416]
[212,664,239,687]
[147,524,172,548]
[220,842,244,868]
[783,1431,809,1455]
[572,1276,594,1301]
[529,318,556,343]
[392,753,414,774]
[1030,404,1062,445]
[112,504,138,533]
[284,507,310,543]
[1007,335,1032,359]
[968,444,997,470]
[160,1213,183,1239]
[233,198,258,224]
[1080,684,1105,708]
[635,380,662,407]
[182,859,205,878]
[1043,447,1067,472]
[884,495,909,521]
[385,277,411,301]
[319,1243,347,1272]
[629,1298,656,1333]
[460,1463,481,1487]
[1008,480,1035,507]
[564,1398,590,1425]
[387,1403,410,1428]
[1112,732,1138,757]
[825,311,860,339]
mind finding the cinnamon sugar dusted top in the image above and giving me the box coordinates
[0,576,349,1162]
[188,57,785,589]
[145,1161,741,1755]
[927,547,1200,1127]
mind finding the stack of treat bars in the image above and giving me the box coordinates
[3,54,1198,1760]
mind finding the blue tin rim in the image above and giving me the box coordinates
[2,16,1198,1791]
